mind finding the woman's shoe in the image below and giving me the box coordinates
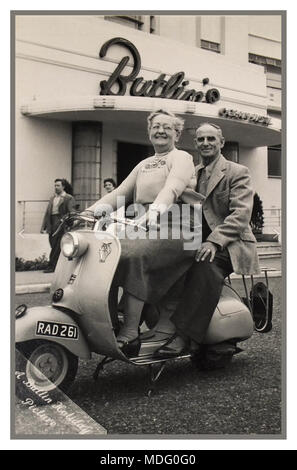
[117,336,141,358]
[154,333,188,358]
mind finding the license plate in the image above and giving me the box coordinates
[35,321,78,340]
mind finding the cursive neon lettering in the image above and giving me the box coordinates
[99,37,220,104]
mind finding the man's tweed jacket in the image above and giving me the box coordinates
[196,154,260,275]
[41,193,76,233]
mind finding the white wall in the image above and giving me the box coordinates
[16,117,72,201]
[240,146,281,208]
[248,15,282,42]
[158,15,197,47]
[222,16,249,64]
[15,116,72,238]
[200,16,222,44]
[248,15,282,60]
[248,35,281,60]
[16,234,50,261]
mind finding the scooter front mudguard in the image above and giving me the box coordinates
[15,306,91,359]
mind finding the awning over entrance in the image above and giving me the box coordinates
[21,95,281,147]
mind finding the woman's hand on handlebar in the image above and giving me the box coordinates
[79,210,95,218]
[93,203,114,219]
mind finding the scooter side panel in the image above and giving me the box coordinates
[15,306,91,359]
[74,232,128,359]
[51,230,129,360]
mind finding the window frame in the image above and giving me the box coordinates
[248,53,281,70]
[104,15,157,33]
[267,145,281,179]
[200,39,221,54]
[223,141,239,163]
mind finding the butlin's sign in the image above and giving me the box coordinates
[99,37,220,104]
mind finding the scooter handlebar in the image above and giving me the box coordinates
[99,214,149,232]
[51,212,97,237]
[52,212,150,236]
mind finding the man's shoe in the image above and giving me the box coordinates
[43,267,54,273]
[154,334,188,358]
[117,336,141,358]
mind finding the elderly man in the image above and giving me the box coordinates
[157,122,260,356]
[41,178,76,272]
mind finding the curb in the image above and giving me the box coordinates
[15,270,282,295]
[16,283,51,294]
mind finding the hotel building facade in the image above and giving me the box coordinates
[15,14,282,259]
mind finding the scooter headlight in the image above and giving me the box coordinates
[61,232,88,259]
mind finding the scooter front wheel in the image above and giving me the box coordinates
[15,340,78,405]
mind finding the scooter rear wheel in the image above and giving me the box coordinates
[190,345,234,371]
[15,340,78,405]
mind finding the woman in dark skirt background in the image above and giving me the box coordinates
[86,109,201,355]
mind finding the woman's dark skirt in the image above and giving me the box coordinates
[113,206,201,304]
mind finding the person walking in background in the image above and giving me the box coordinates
[103,178,117,193]
[41,178,76,272]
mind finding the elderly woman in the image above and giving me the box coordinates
[86,109,200,356]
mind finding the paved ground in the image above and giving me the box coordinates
[14,276,283,437]
[15,271,54,285]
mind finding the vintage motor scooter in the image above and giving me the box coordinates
[15,212,273,403]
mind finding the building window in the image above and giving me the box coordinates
[248,53,281,69]
[149,16,156,33]
[104,15,156,33]
[201,39,221,53]
[104,15,143,30]
[223,142,239,163]
[268,145,281,178]
[266,64,282,90]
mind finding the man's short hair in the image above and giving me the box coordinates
[196,122,224,139]
[54,178,65,187]
[104,178,116,188]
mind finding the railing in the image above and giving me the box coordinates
[263,208,281,233]
[17,200,282,235]
[17,199,97,233]
[17,200,49,233]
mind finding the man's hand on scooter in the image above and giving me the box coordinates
[195,241,217,263]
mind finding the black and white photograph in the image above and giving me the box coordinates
[12,10,285,440]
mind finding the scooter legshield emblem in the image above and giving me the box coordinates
[99,242,112,262]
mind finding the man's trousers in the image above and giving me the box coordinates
[48,215,63,270]
[170,248,233,344]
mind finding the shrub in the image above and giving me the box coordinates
[250,192,264,234]
[15,254,49,271]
